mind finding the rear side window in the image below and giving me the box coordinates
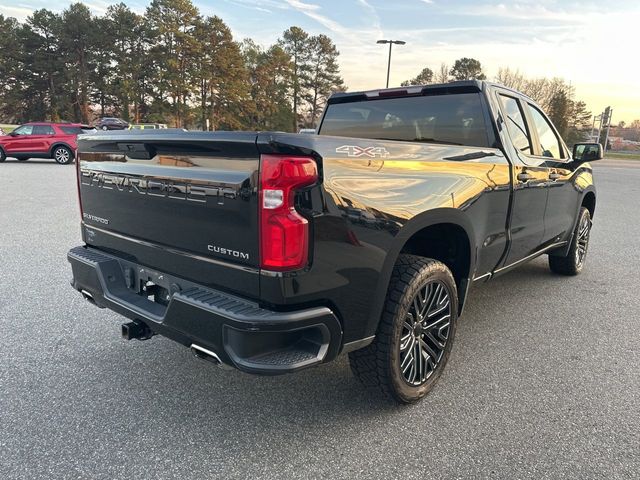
[60,126,83,135]
[319,93,490,148]
[33,125,55,135]
[498,95,532,155]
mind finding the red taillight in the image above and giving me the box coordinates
[259,154,318,271]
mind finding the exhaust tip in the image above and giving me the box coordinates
[80,289,97,305]
[190,344,222,366]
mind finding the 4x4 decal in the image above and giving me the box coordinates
[335,145,390,158]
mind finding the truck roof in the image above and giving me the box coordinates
[327,80,535,105]
[327,80,484,104]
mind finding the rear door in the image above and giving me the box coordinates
[32,125,55,153]
[523,102,580,243]
[77,131,261,297]
[496,92,550,266]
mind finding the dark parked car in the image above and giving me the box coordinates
[0,122,87,164]
[94,117,129,131]
[68,81,602,403]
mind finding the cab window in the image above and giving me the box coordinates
[319,92,490,148]
[498,95,532,155]
[527,104,564,159]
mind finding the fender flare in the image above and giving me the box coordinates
[580,186,597,217]
[550,185,596,258]
[362,208,477,338]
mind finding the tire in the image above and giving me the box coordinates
[349,255,458,403]
[0,148,5,162]
[549,207,591,275]
[52,146,74,165]
[17,157,28,161]
[101,126,108,131]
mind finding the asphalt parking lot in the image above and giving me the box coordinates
[1,158,638,479]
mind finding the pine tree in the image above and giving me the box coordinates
[146,0,200,127]
[59,3,96,123]
[193,16,248,130]
[279,26,310,132]
[302,34,344,128]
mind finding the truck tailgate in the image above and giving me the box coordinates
[76,131,260,297]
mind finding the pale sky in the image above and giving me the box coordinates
[2,0,639,122]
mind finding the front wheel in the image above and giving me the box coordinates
[549,207,591,275]
[349,255,458,403]
[0,148,5,162]
[52,146,74,165]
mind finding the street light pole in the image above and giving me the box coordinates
[377,39,406,88]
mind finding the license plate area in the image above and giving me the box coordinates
[129,266,172,307]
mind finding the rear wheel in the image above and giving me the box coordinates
[52,146,74,165]
[101,125,108,131]
[549,207,591,275]
[16,157,28,161]
[349,255,458,403]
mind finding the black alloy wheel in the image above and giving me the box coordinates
[549,207,591,275]
[349,255,458,403]
[399,280,452,386]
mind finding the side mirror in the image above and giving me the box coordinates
[572,143,603,163]
[9,131,19,137]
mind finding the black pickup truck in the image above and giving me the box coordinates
[68,81,602,403]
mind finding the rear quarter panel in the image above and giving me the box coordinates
[258,134,512,344]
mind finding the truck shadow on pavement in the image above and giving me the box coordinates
[93,256,572,430]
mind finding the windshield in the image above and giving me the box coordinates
[319,92,490,148]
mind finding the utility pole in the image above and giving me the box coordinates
[376,40,406,88]
[590,106,613,149]
[602,106,613,151]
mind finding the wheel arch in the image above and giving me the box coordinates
[581,190,596,218]
[49,142,75,157]
[363,208,476,338]
[550,186,596,258]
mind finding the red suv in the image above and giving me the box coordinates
[0,122,88,165]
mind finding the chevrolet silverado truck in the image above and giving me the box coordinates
[68,81,603,403]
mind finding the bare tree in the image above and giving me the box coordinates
[495,67,527,92]
[434,63,449,83]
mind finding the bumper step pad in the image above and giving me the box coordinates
[68,246,342,374]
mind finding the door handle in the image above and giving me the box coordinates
[548,172,561,180]
[517,172,533,182]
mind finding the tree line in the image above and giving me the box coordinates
[0,0,344,131]
[0,1,599,142]
[612,121,640,143]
